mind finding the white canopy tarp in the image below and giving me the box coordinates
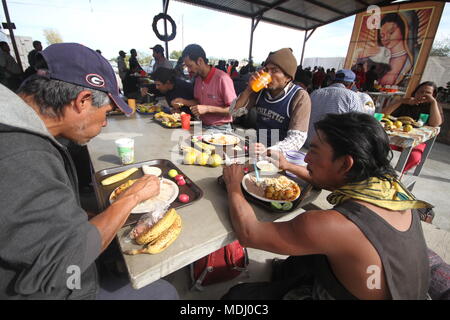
[302,57,345,70]
[422,56,450,88]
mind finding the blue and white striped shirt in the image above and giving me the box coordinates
[306,83,364,146]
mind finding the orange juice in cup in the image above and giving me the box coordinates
[250,71,272,92]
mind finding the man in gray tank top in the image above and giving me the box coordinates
[222,112,431,300]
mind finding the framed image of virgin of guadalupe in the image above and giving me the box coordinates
[344,1,445,96]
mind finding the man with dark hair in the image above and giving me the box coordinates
[129,48,143,72]
[0,41,23,91]
[151,67,194,113]
[305,69,363,146]
[0,43,178,300]
[150,44,172,71]
[117,50,128,83]
[364,65,378,92]
[222,112,431,300]
[294,65,312,91]
[27,40,43,68]
[178,43,236,131]
[216,60,227,73]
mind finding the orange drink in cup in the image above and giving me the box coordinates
[250,71,272,92]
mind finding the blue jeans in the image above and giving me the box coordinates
[96,270,179,300]
[204,123,232,133]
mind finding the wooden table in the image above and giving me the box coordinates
[87,113,319,289]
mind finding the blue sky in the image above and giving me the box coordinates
[2,0,449,63]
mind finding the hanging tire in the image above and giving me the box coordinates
[152,13,177,42]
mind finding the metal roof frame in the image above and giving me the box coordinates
[171,0,445,64]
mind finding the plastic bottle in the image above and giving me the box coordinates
[250,71,272,92]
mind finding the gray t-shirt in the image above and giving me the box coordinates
[153,58,173,71]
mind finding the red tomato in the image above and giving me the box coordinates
[178,194,190,203]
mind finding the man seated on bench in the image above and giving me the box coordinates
[222,112,433,300]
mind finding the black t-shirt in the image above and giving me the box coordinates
[165,78,194,106]
[129,56,143,72]
[364,70,378,90]
[391,103,431,121]
[123,71,139,96]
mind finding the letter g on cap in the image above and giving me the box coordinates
[86,74,105,87]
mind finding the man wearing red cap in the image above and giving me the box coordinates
[0,43,178,300]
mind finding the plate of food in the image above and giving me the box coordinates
[107,109,124,116]
[109,178,179,214]
[136,104,162,115]
[154,111,182,128]
[202,133,240,146]
[241,172,301,203]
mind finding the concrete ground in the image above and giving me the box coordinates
[82,142,450,300]
[164,142,450,300]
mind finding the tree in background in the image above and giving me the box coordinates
[138,51,152,67]
[170,50,182,60]
[43,29,63,45]
[430,37,450,57]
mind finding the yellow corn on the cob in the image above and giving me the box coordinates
[135,208,178,245]
[125,214,182,255]
[195,141,216,151]
[101,168,138,186]
[180,145,201,156]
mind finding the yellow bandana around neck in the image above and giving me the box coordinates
[327,177,433,211]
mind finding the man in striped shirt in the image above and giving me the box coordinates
[305,69,364,147]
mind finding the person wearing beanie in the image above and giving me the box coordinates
[231,48,311,154]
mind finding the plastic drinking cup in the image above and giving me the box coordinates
[127,99,136,113]
[374,113,384,121]
[115,138,135,165]
[250,71,272,92]
[419,113,429,125]
[181,113,191,130]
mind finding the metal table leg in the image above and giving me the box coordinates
[413,135,437,176]
[395,145,413,175]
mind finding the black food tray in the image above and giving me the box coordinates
[217,165,318,214]
[93,159,203,226]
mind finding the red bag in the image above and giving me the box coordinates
[190,240,249,291]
